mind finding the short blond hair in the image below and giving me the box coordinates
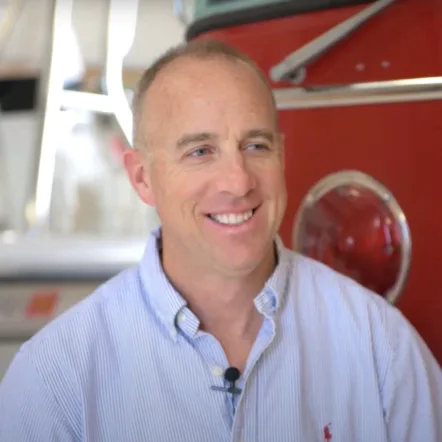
[132,38,276,149]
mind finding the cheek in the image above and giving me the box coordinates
[150,164,207,210]
[254,161,285,192]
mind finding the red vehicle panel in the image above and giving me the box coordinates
[188,0,442,363]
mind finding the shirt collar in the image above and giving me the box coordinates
[139,227,292,340]
[256,235,292,317]
[139,228,187,341]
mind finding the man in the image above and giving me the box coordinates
[0,39,441,441]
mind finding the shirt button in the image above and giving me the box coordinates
[177,312,186,323]
[212,366,224,376]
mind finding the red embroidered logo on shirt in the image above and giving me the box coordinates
[323,423,332,441]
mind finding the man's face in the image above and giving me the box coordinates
[127,56,287,275]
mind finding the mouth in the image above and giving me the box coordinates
[206,207,259,226]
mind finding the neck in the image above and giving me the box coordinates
[160,237,276,337]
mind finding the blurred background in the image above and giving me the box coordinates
[0,0,441,378]
[0,0,184,235]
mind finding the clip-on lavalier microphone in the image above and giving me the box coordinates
[211,367,242,395]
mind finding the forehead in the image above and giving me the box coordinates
[141,56,276,144]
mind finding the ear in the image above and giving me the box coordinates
[123,148,156,206]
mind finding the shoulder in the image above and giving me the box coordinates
[14,266,145,383]
[0,266,147,436]
[282,247,441,382]
[283,246,395,317]
[280,249,442,438]
[283,249,411,359]
[29,266,141,340]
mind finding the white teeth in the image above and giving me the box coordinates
[210,210,254,225]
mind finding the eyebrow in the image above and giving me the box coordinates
[242,129,275,143]
[175,128,275,149]
[176,132,217,149]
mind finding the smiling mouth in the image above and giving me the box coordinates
[207,207,259,225]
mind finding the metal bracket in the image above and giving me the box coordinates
[273,76,442,110]
[269,0,397,84]
[30,0,75,232]
[58,0,139,143]
[28,0,138,231]
[104,0,139,145]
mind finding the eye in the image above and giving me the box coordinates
[189,146,211,157]
[246,143,268,151]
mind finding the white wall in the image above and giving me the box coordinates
[2,0,186,68]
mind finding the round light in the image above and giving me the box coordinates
[292,171,411,304]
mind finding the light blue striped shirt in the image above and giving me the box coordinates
[1,228,441,441]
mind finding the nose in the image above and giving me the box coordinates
[215,151,256,197]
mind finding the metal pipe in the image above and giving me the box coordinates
[0,235,146,280]
[104,0,139,146]
[25,0,138,233]
[25,0,74,232]
[270,0,396,84]
[274,77,442,110]
[60,90,113,114]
